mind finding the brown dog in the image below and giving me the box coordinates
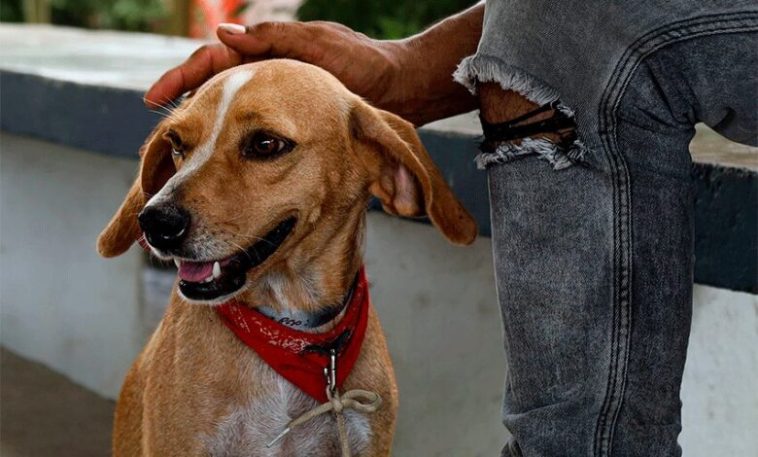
[98,59,476,456]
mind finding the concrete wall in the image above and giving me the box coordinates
[365,214,506,456]
[1,133,143,398]
[2,133,756,456]
[680,286,758,457]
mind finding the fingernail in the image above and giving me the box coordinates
[218,23,246,35]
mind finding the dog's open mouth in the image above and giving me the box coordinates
[175,217,296,301]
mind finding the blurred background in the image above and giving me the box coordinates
[0,0,472,39]
[1,1,756,457]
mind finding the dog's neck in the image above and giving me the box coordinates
[237,209,366,315]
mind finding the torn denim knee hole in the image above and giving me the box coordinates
[477,137,585,170]
[454,55,589,171]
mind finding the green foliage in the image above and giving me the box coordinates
[49,0,166,31]
[0,0,163,31]
[297,0,475,39]
[109,0,166,30]
[0,0,24,22]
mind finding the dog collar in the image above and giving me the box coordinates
[215,267,370,403]
[255,296,351,331]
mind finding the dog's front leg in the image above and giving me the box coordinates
[113,359,145,457]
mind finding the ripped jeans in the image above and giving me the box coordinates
[455,2,758,456]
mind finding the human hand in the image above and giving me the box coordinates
[145,21,421,120]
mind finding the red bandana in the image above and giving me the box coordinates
[215,268,370,403]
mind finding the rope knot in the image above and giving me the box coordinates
[329,390,345,413]
[267,388,382,457]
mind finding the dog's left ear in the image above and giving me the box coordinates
[97,121,175,257]
[350,101,477,245]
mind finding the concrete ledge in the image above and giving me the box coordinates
[1,70,162,158]
[1,25,756,292]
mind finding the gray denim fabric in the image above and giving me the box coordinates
[455,2,758,456]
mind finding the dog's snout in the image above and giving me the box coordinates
[138,204,190,251]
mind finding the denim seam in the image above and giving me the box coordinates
[593,11,758,457]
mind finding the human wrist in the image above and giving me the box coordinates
[378,5,483,125]
[364,38,420,118]
[374,35,467,125]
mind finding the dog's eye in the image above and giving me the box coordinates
[166,130,185,158]
[241,132,293,159]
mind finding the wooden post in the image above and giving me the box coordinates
[161,0,191,36]
[22,0,50,23]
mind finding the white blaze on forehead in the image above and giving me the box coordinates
[147,69,254,207]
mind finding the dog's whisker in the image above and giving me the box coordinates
[144,94,181,112]
[215,228,267,244]
[215,227,276,247]
[238,232,278,247]
[155,94,180,108]
[218,239,254,262]
[148,108,172,119]
[217,212,252,223]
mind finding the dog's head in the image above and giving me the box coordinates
[98,60,476,303]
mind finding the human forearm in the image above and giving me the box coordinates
[387,3,484,125]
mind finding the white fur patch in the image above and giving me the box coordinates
[147,70,254,208]
[259,269,321,311]
[203,366,371,456]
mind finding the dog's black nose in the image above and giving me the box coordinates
[138,204,190,251]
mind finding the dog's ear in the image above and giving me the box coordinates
[97,122,175,257]
[350,101,477,245]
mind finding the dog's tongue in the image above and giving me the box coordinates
[178,261,214,282]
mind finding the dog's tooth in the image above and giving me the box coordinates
[213,261,221,279]
[174,258,180,268]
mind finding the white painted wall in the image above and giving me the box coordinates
[364,213,506,456]
[1,132,756,455]
[680,287,758,457]
[0,133,143,398]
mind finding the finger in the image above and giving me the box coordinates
[217,21,319,60]
[144,43,242,107]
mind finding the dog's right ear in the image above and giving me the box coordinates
[97,122,176,257]
[349,100,477,245]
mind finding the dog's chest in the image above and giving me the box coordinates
[202,370,371,457]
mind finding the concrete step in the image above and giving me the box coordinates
[0,348,114,457]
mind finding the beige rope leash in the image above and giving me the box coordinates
[266,388,381,456]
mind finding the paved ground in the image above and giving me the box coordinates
[1,348,114,457]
